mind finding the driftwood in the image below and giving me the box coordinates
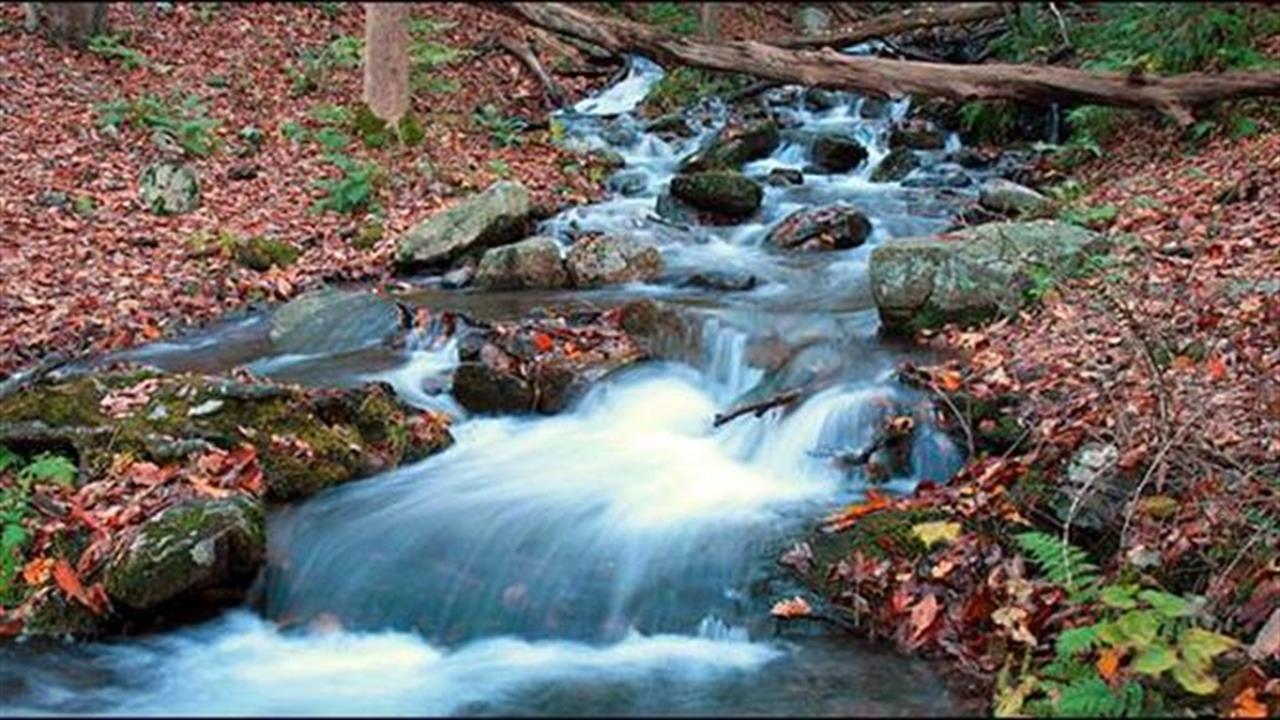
[772,2,1008,50]
[712,389,802,428]
[497,37,569,109]
[497,2,1280,125]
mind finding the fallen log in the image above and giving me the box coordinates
[713,389,802,428]
[772,2,1008,50]
[496,2,1280,125]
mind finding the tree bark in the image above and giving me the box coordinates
[699,3,719,42]
[35,2,106,48]
[497,2,1280,125]
[773,3,1007,50]
[363,2,411,126]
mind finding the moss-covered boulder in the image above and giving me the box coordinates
[869,220,1109,333]
[679,120,780,173]
[889,121,946,151]
[669,171,763,219]
[978,179,1053,217]
[104,496,264,611]
[473,236,570,291]
[394,180,533,272]
[235,236,300,271]
[766,204,872,252]
[809,135,868,173]
[870,147,919,183]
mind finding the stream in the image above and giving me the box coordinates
[1,56,1001,716]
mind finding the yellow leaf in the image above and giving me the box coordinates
[912,521,961,549]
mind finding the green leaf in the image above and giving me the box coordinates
[1100,584,1140,610]
[1056,625,1101,656]
[1139,589,1196,619]
[0,446,18,473]
[1170,661,1219,695]
[1116,610,1160,646]
[1178,627,1237,666]
[19,453,77,486]
[1131,644,1177,675]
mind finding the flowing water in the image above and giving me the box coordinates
[1,56,1003,716]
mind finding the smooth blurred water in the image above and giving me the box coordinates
[2,54,992,716]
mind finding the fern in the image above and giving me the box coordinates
[1014,531,1100,599]
[1054,677,1141,717]
[19,453,77,486]
[1055,624,1101,656]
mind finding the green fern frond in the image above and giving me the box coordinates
[1014,531,1101,598]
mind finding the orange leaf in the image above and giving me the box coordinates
[909,594,940,642]
[532,332,554,354]
[770,596,812,619]
[1229,687,1267,718]
[53,559,105,615]
[22,557,54,586]
[1206,354,1228,381]
[823,490,891,532]
[938,370,963,392]
[1096,647,1122,681]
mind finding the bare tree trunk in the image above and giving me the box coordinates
[497,2,1280,125]
[699,3,719,42]
[35,2,106,48]
[363,2,411,126]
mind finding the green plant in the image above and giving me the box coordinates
[73,195,97,218]
[640,66,750,116]
[88,32,148,69]
[309,103,353,127]
[487,158,511,178]
[644,2,699,35]
[313,126,350,152]
[1061,203,1119,230]
[95,93,221,157]
[1,449,77,604]
[959,101,1019,145]
[472,104,527,148]
[281,120,309,144]
[1014,531,1100,601]
[312,154,379,215]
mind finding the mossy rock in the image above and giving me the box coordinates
[104,495,265,610]
[870,147,919,184]
[679,120,780,173]
[668,171,762,219]
[234,236,300,271]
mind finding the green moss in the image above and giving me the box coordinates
[0,377,106,427]
[234,236,300,271]
[801,507,950,592]
[353,221,383,250]
[354,104,390,149]
[397,114,425,147]
[639,67,751,117]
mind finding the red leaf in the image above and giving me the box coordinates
[909,594,941,642]
[53,559,105,615]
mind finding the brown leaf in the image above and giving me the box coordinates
[770,596,813,619]
[909,594,940,641]
[53,559,105,615]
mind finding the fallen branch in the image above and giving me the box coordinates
[713,389,802,428]
[497,2,1280,125]
[771,2,1009,50]
[498,37,569,109]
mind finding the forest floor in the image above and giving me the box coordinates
[0,2,616,375]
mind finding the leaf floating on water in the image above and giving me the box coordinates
[770,596,812,619]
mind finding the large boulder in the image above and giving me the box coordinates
[104,496,265,611]
[139,162,199,216]
[869,147,919,183]
[452,309,647,415]
[679,120,780,173]
[978,179,1053,217]
[566,234,663,287]
[669,171,763,219]
[889,121,946,151]
[394,181,532,271]
[767,204,872,252]
[473,236,570,291]
[869,220,1110,333]
[269,288,407,355]
[810,135,868,173]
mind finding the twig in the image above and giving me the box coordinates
[1117,404,1210,550]
[497,37,569,109]
[713,390,802,428]
[1047,2,1071,48]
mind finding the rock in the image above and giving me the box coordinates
[679,121,779,173]
[908,96,961,131]
[767,204,872,252]
[395,181,532,271]
[889,121,946,151]
[654,191,700,225]
[269,288,407,355]
[442,258,477,289]
[681,271,759,292]
[608,170,649,197]
[669,171,763,219]
[978,178,1053,217]
[36,190,70,209]
[473,236,570,291]
[452,309,647,415]
[901,171,971,189]
[869,220,1110,333]
[765,168,804,187]
[859,97,890,119]
[234,236,299,272]
[644,113,694,138]
[566,234,663,287]
[810,135,868,173]
[869,147,919,183]
[792,5,831,35]
[139,162,200,216]
[1050,443,1132,531]
[802,88,840,112]
[950,148,994,169]
[601,119,639,147]
[104,496,265,611]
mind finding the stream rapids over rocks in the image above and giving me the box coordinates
[0,54,1017,716]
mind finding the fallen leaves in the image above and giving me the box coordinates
[52,559,108,616]
[770,596,812,619]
